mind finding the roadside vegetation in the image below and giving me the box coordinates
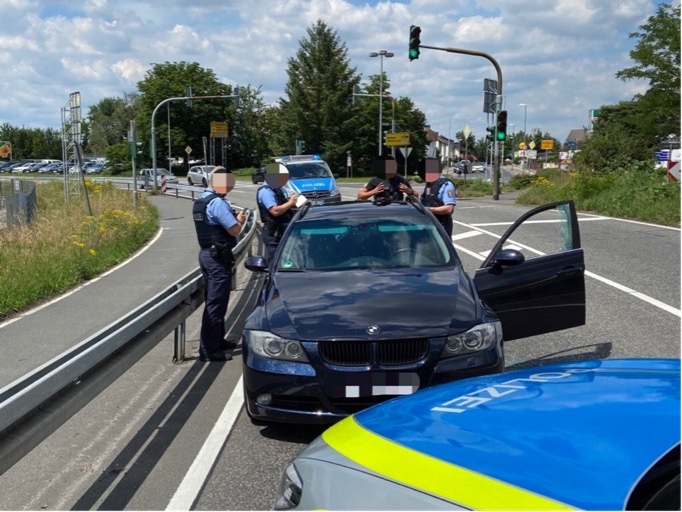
[0,181,158,320]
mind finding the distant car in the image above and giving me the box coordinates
[11,162,35,173]
[252,165,266,184]
[275,358,681,511]
[139,168,179,187]
[86,163,105,174]
[471,161,486,172]
[242,198,586,424]
[187,165,215,187]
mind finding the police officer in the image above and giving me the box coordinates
[256,162,299,259]
[357,155,415,203]
[193,166,245,362]
[419,158,456,237]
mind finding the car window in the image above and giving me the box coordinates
[277,217,455,271]
[490,201,577,262]
[287,162,331,179]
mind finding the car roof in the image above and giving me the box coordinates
[296,200,428,222]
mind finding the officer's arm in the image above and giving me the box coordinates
[429,203,455,215]
[268,195,297,217]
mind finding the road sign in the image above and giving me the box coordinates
[668,160,680,181]
[526,149,537,159]
[185,146,192,155]
[463,123,471,139]
[385,132,410,146]
[210,121,228,138]
[541,139,554,150]
[656,150,671,161]
[567,140,576,150]
[528,141,536,150]
[399,147,413,159]
[519,142,526,149]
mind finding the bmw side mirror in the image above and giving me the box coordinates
[333,173,340,179]
[492,248,525,267]
[245,255,268,272]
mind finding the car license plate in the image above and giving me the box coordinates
[324,373,420,398]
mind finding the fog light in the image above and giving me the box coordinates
[257,393,272,405]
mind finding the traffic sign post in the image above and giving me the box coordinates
[385,132,410,146]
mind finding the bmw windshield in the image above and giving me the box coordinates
[277,215,456,271]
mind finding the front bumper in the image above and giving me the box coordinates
[242,340,503,424]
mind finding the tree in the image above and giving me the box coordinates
[278,20,359,173]
[87,93,139,156]
[135,62,235,169]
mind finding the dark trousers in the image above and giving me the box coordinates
[198,249,232,356]
[261,228,280,260]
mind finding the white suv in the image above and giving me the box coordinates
[187,165,215,187]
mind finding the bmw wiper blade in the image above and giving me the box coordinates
[277,268,309,272]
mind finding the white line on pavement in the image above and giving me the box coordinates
[166,376,245,511]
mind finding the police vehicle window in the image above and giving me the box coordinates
[287,163,330,179]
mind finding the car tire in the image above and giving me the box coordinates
[187,178,193,186]
[252,176,257,184]
[201,179,207,187]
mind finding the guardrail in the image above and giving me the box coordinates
[0,202,257,477]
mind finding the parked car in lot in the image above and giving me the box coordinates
[11,161,36,173]
[187,165,215,187]
[242,198,586,424]
[275,358,680,511]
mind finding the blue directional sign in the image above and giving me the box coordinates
[656,150,670,161]
[567,140,576,150]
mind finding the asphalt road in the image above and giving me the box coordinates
[0,181,679,510]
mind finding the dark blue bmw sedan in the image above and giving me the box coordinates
[242,199,585,424]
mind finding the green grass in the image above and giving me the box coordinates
[509,166,680,226]
[0,180,159,319]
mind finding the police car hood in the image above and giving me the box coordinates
[288,176,335,193]
[311,358,681,511]
[265,267,478,340]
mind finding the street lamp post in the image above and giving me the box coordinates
[369,50,394,156]
[519,103,528,173]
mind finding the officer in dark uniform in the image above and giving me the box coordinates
[419,158,456,237]
[256,162,299,259]
[357,155,416,203]
[193,167,245,362]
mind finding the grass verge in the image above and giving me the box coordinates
[0,180,159,320]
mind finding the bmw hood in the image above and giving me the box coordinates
[317,358,681,511]
[264,268,479,340]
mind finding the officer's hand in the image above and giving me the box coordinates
[289,194,299,205]
[237,211,246,223]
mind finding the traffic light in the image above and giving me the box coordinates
[486,125,496,142]
[409,25,421,61]
[233,86,240,109]
[496,110,508,141]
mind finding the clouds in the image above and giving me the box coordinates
[0,0,665,142]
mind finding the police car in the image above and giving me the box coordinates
[273,154,341,204]
[274,358,681,510]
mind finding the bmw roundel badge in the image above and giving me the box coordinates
[366,325,381,335]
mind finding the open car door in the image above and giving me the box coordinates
[474,200,585,341]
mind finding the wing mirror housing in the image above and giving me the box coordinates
[492,248,525,267]
[244,255,268,272]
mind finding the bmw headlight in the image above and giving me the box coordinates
[244,330,309,362]
[440,321,502,358]
[274,462,303,510]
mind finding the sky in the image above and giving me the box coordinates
[0,0,675,146]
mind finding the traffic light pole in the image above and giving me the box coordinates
[151,93,239,192]
[418,44,504,200]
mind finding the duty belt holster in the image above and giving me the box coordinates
[209,243,234,264]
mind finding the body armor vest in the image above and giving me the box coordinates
[193,193,237,249]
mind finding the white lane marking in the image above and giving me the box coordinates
[166,376,244,511]
[0,228,165,330]
[453,219,681,318]
[451,230,482,241]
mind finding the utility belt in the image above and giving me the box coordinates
[203,242,234,263]
[264,221,287,239]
